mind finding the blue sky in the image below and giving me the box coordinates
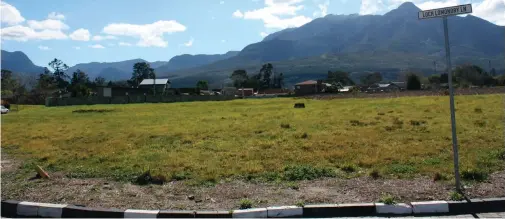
[1,0,503,67]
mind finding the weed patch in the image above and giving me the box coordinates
[379,193,397,205]
[369,169,381,179]
[134,170,167,185]
[239,199,253,209]
[280,123,291,129]
[449,191,465,201]
[461,169,488,182]
[474,107,483,113]
[282,165,336,181]
[350,120,367,126]
[340,164,357,173]
[388,164,417,174]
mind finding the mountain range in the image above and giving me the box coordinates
[1,2,504,88]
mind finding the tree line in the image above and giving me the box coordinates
[1,58,160,104]
[230,63,285,90]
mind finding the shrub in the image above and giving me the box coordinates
[239,199,253,209]
[461,169,488,182]
[449,191,464,201]
[474,120,486,127]
[474,107,483,113]
[379,193,397,205]
[134,170,167,185]
[300,133,308,139]
[350,120,367,126]
[406,73,422,90]
[282,165,336,181]
[171,171,192,181]
[377,112,385,116]
[369,169,381,179]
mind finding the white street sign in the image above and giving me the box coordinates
[418,4,472,19]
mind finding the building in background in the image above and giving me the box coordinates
[138,79,171,95]
[294,80,324,95]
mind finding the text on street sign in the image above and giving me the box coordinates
[418,4,472,19]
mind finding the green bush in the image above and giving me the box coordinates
[461,169,488,182]
[369,169,381,179]
[340,164,357,173]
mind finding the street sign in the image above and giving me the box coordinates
[418,4,472,19]
[419,4,474,191]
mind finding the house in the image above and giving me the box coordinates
[367,83,401,93]
[391,82,406,90]
[221,87,237,96]
[294,80,324,96]
[138,78,171,95]
[338,86,355,92]
[237,88,254,97]
[95,86,150,97]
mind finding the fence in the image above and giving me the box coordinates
[45,95,236,107]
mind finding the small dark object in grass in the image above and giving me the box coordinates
[254,130,264,134]
[280,123,291,129]
[350,120,367,126]
[300,133,308,139]
[387,110,394,113]
[72,109,115,113]
[294,103,305,108]
[135,170,167,185]
[377,112,385,116]
[369,169,381,179]
[341,164,356,173]
[461,169,488,182]
[474,107,483,113]
[474,120,486,127]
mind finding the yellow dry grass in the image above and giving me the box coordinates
[1,94,504,183]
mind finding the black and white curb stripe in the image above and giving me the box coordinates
[2,198,504,218]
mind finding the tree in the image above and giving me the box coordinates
[440,73,449,83]
[406,73,422,90]
[129,62,155,87]
[107,81,114,87]
[428,74,441,84]
[196,80,208,90]
[230,69,248,88]
[327,70,355,86]
[48,58,70,92]
[94,77,106,87]
[259,63,273,88]
[360,72,382,85]
[69,70,91,97]
[1,69,19,96]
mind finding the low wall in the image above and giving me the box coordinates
[45,95,236,107]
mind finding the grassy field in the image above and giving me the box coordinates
[2,95,504,184]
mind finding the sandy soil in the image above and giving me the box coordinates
[2,155,504,211]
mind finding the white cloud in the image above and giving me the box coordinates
[0,1,25,26]
[89,44,105,49]
[220,0,225,4]
[38,45,50,50]
[27,19,69,30]
[47,12,65,20]
[69,28,90,41]
[233,0,313,29]
[221,39,226,43]
[313,0,329,17]
[183,37,194,47]
[103,20,186,47]
[108,43,115,46]
[233,10,244,18]
[1,25,67,41]
[473,0,505,26]
[92,35,117,41]
[118,42,133,46]
[74,46,81,50]
[260,32,269,37]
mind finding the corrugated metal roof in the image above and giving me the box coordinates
[139,79,170,85]
[295,80,318,85]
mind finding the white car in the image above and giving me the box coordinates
[1,105,9,114]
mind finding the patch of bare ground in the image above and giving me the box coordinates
[2,159,504,211]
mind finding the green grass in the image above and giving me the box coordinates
[1,95,504,183]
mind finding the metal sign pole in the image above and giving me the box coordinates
[443,16,461,191]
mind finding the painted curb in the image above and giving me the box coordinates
[375,203,413,215]
[124,209,160,218]
[266,206,303,218]
[232,208,268,218]
[2,198,504,218]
